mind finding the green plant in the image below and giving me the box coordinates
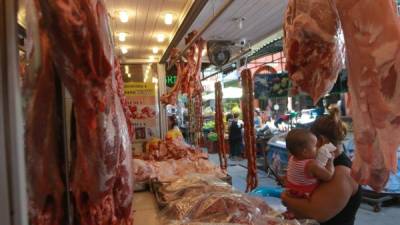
[203,120,215,130]
[207,132,218,142]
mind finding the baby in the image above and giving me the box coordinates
[285,128,335,198]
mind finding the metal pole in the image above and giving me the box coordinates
[167,0,234,70]
[0,0,29,224]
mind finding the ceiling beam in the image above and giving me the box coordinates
[159,0,208,63]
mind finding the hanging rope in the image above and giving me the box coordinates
[215,82,227,170]
[241,69,258,192]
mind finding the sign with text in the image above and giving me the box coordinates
[124,82,159,141]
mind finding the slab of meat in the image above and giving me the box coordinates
[159,175,233,202]
[31,0,134,223]
[132,158,156,182]
[162,192,274,224]
[142,138,208,161]
[215,82,227,170]
[284,0,343,104]
[25,31,65,224]
[241,69,258,192]
[332,0,400,191]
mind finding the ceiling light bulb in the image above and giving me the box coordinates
[118,32,127,42]
[127,73,131,78]
[156,34,165,42]
[164,13,173,25]
[152,47,159,54]
[121,47,128,54]
[119,11,129,23]
[202,49,207,57]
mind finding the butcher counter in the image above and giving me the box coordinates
[133,192,160,225]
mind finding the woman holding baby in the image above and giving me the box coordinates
[281,107,362,225]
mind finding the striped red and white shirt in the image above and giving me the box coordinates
[286,156,318,196]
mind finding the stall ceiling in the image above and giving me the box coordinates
[176,0,288,58]
[105,0,194,63]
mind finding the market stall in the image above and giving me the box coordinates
[2,0,400,225]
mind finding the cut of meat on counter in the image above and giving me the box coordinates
[284,0,343,104]
[132,158,226,183]
[161,192,274,224]
[158,175,233,202]
[140,138,208,161]
[333,0,400,191]
[29,0,134,224]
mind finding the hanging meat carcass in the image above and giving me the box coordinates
[215,82,227,170]
[25,31,65,224]
[160,48,189,105]
[160,31,205,105]
[241,69,258,192]
[115,59,135,141]
[332,0,400,191]
[30,0,134,224]
[284,0,343,104]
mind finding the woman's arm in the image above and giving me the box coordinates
[281,166,354,222]
[306,159,334,182]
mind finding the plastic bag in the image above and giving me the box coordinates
[159,174,233,202]
[160,192,276,224]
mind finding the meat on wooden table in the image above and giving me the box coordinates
[284,0,343,104]
[334,0,400,191]
[31,0,134,224]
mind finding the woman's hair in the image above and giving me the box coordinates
[310,106,347,146]
[168,115,178,128]
[233,112,240,119]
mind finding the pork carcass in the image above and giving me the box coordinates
[31,0,133,223]
[25,31,65,224]
[284,0,343,104]
[333,0,400,191]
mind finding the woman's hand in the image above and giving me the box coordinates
[280,190,290,207]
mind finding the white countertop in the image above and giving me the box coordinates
[133,192,160,225]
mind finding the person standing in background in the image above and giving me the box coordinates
[228,112,243,160]
[254,108,262,129]
[165,115,184,141]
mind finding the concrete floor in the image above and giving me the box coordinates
[208,153,400,225]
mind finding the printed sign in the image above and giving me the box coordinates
[254,73,289,99]
[124,82,159,141]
